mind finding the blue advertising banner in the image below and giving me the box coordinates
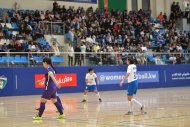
[97,71,159,85]
[165,65,190,87]
[0,65,189,97]
[0,68,15,96]
[55,0,97,4]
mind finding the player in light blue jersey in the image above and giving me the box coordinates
[120,57,146,115]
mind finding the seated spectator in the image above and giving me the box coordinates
[44,43,52,52]
[14,41,22,51]
[29,41,37,52]
[21,40,29,52]
[157,12,164,22]
[1,43,8,52]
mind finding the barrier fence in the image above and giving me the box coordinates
[0,52,189,67]
[39,21,65,35]
[0,65,190,96]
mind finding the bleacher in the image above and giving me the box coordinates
[0,8,64,66]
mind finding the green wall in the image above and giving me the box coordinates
[99,0,127,11]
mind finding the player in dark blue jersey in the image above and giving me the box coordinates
[33,57,64,120]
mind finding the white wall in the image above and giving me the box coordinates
[0,0,98,11]
[0,0,185,19]
[150,0,184,18]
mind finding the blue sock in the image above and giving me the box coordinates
[38,102,45,117]
[54,102,63,115]
[57,96,63,110]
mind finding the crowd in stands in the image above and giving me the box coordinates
[0,1,190,66]
[0,5,60,56]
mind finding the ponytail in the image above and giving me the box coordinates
[43,57,56,73]
[50,62,56,73]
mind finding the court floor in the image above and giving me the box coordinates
[0,87,190,127]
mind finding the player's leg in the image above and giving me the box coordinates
[125,95,133,115]
[33,98,47,120]
[130,81,146,114]
[82,90,89,102]
[125,83,134,115]
[93,86,102,102]
[56,96,63,110]
[56,92,63,111]
[51,92,64,119]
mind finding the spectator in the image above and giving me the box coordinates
[157,12,164,22]
[68,44,74,66]
[29,42,37,52]
[2,9,10,23]
[74,44,81,66]
[80,42,86,65]
[1,43,8,51]
[51,42,60,56]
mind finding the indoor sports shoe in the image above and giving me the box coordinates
[35,107,40,111]
[82,99,87,102]
[99,98,102,102]
[141,105,147,115]
[33,115,43,120]
[57,114,65,119]
[125,111,133,115]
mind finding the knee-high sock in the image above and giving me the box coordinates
[96,92,101,99]
[83,94,87,100]
[38,102,45,117]
[132,98,142,107]
[54,102,63,115]
[128,101,133,112]
[56,96,63,110]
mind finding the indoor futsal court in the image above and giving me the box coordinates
[0,87,190,127]
[1,0,190,127]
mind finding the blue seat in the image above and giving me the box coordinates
[147,55,155,62]
[11,23,19,30]
[33,56,43,63]
[162,55,167,62]
[51,56,63,63]
[0,56,6,63]
[14,56,22,63]
[21,56,28,63]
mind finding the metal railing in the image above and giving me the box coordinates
[39,21,65,35]
[0,52,189,67]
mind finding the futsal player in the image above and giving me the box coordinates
[82,68,102,102]
[120,57,146,115]
[35,79,64,112]
[33,57,64,120]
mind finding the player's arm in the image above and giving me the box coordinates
[95,77,98,84]
[120,73,130,87]
[48,71,61,88]
[85,79,93,84]
[85,74,93,84]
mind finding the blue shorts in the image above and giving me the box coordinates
[41,89,57,100]
[127,80,138,96]
[85,85,97,92]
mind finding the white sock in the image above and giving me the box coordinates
[132,98,142,107]
[96,92,101,99]
[83,94,87,100]
[128,101,133,112]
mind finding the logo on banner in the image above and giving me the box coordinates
[0,76,7,89]
[97,71,159,85]
[35,74,77,88]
